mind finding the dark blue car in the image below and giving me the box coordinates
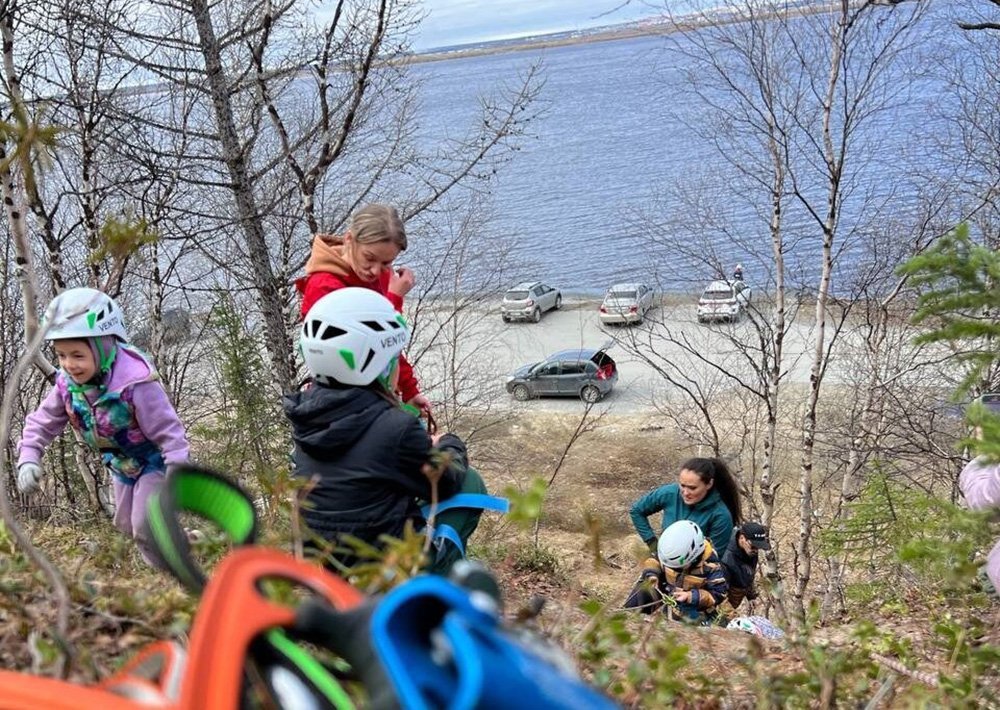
[505,344,617,403]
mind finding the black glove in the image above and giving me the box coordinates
[645,538,658,556]
[640,568,660,583]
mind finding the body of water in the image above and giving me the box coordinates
[405,7,960,294]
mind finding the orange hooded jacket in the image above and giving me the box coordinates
[295,234,420,402]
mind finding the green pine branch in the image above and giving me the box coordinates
[897,223,1000,460]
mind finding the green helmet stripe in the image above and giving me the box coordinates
[87,312,97,329]
[338,349,355,370]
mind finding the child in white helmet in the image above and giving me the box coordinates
[16,288,190,566]
[623,520,728,622]
[284,287,488,574]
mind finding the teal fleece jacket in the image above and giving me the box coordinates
[629,483,734,552]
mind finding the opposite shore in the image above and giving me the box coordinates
[407,1,848,65]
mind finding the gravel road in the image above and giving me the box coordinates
[416,296,856,415]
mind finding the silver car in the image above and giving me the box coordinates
[501,281,562,323]
[599,283,655,325]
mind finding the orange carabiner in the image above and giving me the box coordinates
[0,671,144,710]
[179,547,364,710]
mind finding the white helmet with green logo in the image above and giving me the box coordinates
[43,287,127,341]
[300,287,410,387]
[657,520,706,569]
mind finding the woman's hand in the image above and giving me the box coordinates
[407,392,432,415]
[389,266,416,297]
[672,590,692,604]
[421,461,444,484]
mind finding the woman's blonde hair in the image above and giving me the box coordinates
[349,204,407,250]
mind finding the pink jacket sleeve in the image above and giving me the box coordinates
[960,457,1000,593]
[132,381,190,465]
[960,457,1000,511]
[17,386,70,467]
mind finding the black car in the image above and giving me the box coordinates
[505,345,617,403]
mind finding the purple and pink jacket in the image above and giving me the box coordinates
[959,456,1000,591]
[17,345,189,482]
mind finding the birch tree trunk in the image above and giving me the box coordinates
[759,133,788,618]
[0,8,53,378]
[792,3,846,621]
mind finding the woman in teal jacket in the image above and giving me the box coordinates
[629,458,742,553]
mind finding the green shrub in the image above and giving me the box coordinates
[191,291,292,521]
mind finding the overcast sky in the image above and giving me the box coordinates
[414,0,659,50]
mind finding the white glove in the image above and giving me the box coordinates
[17,463,43,495]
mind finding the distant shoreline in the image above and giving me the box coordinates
[405,2,842,65]
[407,24,668,65]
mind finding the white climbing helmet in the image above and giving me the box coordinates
[43,287,127,341]
[300,287,410,387]
[657,520,707,569]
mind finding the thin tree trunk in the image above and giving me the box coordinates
[759,134,787,619]
[759,129,786,527]
[190,0,293,391]
[793,2,846,620]
[0,10,54,378]
[0,327,74,677]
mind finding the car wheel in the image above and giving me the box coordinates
[531,308,541,323]
[512,384,531,401]
[580,385,601,403]
[502,314,511,323]
[554,294,562,310]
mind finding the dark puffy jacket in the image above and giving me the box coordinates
[623,544,728,621]
[721,529,759,608]
[283,385,466,556]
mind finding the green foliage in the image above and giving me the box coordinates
[823,471,994,599]
[192,291,291,518]
[89,213,159,264]
[0,110,62,197]
[900,223,1000,349]
[511,542,560,574]
[502,477,547,527]
[307,522,429,595]
[897,222,1000,460]
[576,600,713,704]
[931,615,1000,704]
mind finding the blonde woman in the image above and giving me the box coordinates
[295,204,428,412]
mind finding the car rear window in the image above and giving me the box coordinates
[608,290,636,299]
[703,289,734,300]
[560,361,587,375]
[505,290,529,300]
[982,394,1000,412]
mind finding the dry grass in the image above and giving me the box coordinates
[2,405,994,705]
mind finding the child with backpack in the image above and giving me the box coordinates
[16,288,190,566]
[284,287,487,574]
[623,520,728,623]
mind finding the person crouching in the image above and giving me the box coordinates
[624,520,728,623]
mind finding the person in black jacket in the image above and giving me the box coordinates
[284,287,484,573]
[720,521,770,610]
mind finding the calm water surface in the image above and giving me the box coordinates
[406,10,958,293]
